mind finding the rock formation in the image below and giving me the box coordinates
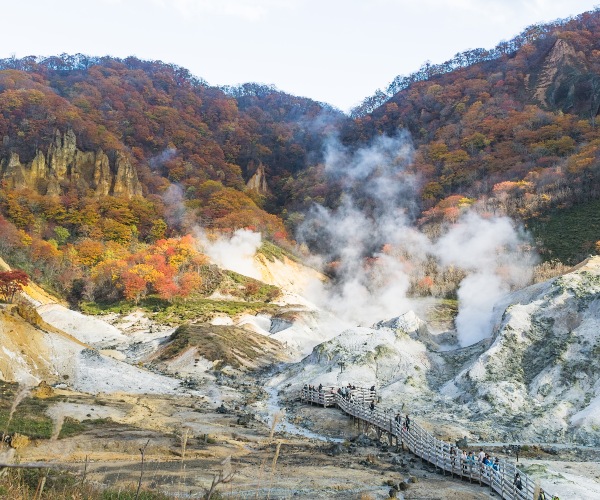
[0,129,143,198]
[246,162,269,194]
[443,256,600,444]
[530,38,600,118]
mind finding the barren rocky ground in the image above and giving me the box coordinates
[2,253,600,498]
[5,384,495,499]
[4,369,600,499]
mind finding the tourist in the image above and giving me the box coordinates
[466,451,476,472]
[514,472,522,490]
[395,412,401,426]
[449,446,457,467]
[405,414,410,431]
[491,457,500,481]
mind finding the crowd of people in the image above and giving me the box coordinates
[337,383,357,399]
[303,384,559,499]
[459,449,560,499]
[302,383,370,403]
[458,448,502,475]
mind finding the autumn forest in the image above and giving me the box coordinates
[2,9,600,306]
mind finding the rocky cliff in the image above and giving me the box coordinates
[530,38,600,117]
[246,162,269,194]
[443,256,600,445]
[0,129,143,198]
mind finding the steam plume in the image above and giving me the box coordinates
[197,228,262,279]
[162,183,188,228]
[433,212,535,345]
[299,132,426,325]
[299,130,536,346]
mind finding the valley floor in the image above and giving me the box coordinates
[4,381,600,499]
[3,254,600,498]
[3,386,494,499]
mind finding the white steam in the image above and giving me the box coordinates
[434,212,534,346]
[162,183,188,228]
[299,132,426,326]
[198,228,262,280]
[300,131,536,346]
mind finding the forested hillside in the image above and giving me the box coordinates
[0,55,341,233]
[339,9,600,263]
[1,8,600,305]
[0,56,340,303]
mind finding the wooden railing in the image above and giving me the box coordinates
[300,386,549,500]
[300,385,377,408]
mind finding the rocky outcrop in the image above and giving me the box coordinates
[442,256,600,444]
[112,151,142,197]
[0,129,143,198]
[246,162,269,194]
[532,39,584,106]
[530,38,600,117]
[277,311,443,393]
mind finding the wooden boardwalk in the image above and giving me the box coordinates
[301,386,551,500]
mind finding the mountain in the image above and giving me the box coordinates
[1,10,600,304]
[338,10,600,262]
[0,56,345,249]
[0,56,341,196]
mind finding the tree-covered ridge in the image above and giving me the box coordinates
[0,55,340,228]
[350,8,600,118]
[337,8,600,264]
[1,7,600,304]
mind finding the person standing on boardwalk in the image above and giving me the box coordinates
[514,472,522,490]
[449,446,457,467]
[405,414,410,431]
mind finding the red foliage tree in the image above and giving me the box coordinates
[0,270,29,302]
[121,271,147,303]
